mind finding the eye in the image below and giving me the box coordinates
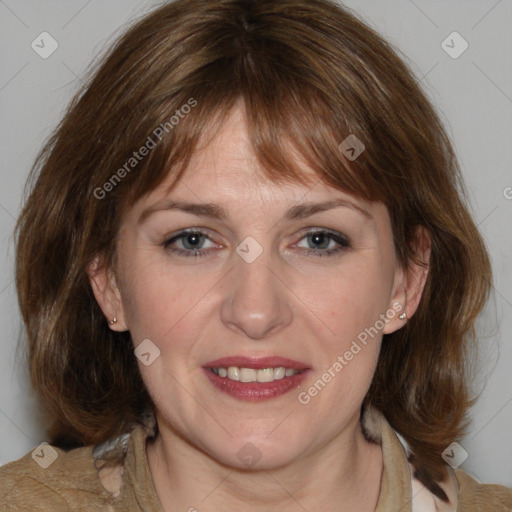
[162,228,350,259]
[295,229,350,257]
[162,229,217,258]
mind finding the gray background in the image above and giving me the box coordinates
[0,0,511,486]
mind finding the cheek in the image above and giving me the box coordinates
[125,279,184,344]
[119,255,216,361]
[117,251,177,339]
[306,270,386,406]
[317,257,393,341]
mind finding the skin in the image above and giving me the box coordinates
[89,103,430,511]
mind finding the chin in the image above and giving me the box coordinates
[203,434,306,471]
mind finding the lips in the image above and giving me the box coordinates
[203,356,309,370]
[202,356,311,402]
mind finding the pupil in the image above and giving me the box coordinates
[186,234,202,248]
[311,233,327,249]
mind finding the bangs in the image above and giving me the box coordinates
[112,28,388,216]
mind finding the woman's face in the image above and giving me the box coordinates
[92,105,415,469]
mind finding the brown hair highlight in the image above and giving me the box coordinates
[15,0,491,501]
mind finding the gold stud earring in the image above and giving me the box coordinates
[399,312,407,320]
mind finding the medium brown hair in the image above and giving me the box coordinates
[15,0,491,500]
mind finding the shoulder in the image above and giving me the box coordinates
[0,430,134,511]
[0,441,106,511]
[455,469,512,511]
[364,406,512,511]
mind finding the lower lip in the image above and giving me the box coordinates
[202,368,311,402]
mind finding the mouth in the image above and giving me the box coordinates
[202,356,311,402]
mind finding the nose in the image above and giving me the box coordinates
[220,242,293,340]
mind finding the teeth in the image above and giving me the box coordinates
[274,367,285,380]
[227,367,240,381]
[240,368,257,382]
[257,368,275,382]
[211,366,301,382]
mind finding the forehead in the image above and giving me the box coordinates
[120,100,392,239]
[126,103,381,225]
[145,105,324,205]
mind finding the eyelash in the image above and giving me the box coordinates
[162,228,350,259]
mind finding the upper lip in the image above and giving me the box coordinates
[203,356,310,370]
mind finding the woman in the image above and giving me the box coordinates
[1,0,511,510]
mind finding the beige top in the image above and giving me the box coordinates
[1,410,511,511]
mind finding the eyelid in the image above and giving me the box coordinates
[162,226,350,259]
[292,228,350,255]
[162,227,219,247]
[295,226,349,241]
[162,226,348,245]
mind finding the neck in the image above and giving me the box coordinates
[146,414,383,512]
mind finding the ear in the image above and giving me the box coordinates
[87,255,128,331]
[383,226,431,335]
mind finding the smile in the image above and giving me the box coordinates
[210,366,302,382]
[202,356,311,401]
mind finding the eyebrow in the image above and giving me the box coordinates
[137,198,373,225]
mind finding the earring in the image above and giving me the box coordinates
[109,317,117,325]
[399,312,407,320]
